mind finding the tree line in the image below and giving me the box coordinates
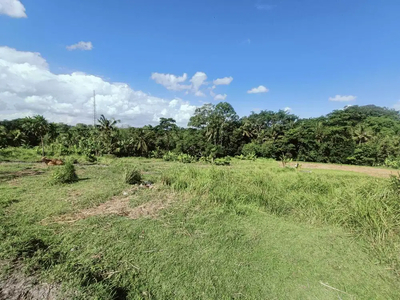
[1,103,400,167]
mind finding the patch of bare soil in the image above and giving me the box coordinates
[0,270,59,300]
[0,169,44,183]
[44,188,176,224]
[289,162,397,178]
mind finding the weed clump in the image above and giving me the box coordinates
[177,153,196,163]
[214,157,231,166]
[163,151,178,162]
[50,162,78,184]
[389,172,400,192]
[124,166,142,184]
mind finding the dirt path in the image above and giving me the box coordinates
[294,162,397,178]
[42,188,176,225]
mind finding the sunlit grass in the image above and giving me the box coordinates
[1,158,400,299]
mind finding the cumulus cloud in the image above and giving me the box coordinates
[0,46,196,126]
[214,94,227,101]
[152,71,234,99]
[213,77,233,86]
[151,72,190,91]
[66,41,93,51]
[0,0,26,18]
[247,85,269,94]
[152,71,208,97]
[190,72,207,95]
[329,95,357,102]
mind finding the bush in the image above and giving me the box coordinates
[235,153,256,161]
[163,151,178,162]
[150,147,164,159]
[178,153,196,163]
[242,142,274,158]
[199,155,213,164]
[50,162,78,184]
[214,157,231,166]
[385,157,400,169]
[124,166,142,184]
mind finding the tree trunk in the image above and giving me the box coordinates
[41,136,45,156]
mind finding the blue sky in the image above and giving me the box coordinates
[1,0,400,125]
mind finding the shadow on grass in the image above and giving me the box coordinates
[0,170,45,183]
[77,178,90,182]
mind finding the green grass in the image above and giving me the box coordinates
[1,158,400,299]
[0,147,42,162]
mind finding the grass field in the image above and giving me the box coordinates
[1,157,400,299]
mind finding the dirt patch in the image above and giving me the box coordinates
[0,169,45,183]
[43,188,176,224]
[0,270,59,300]
[289,162,397,178]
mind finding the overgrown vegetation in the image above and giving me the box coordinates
[50,161,78,184]
[124,165,142,184]
[1,158,400,299]
[2,104,400,168]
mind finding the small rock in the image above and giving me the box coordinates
[122,192,128,196]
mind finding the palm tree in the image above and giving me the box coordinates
[157,118,177,151]
[23,115,49,156]
[135,129,149,156]
[352,124,373,145]
[97,115,119,133]
[240,120,255,140]
[96,115,120,154]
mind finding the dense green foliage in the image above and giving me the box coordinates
[1,104,400,167]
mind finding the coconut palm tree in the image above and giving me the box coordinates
[352,124,373,145]
[135,129,149,156]
[97,115,119,133]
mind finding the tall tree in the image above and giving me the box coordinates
[157,118,177,150]
[23,115,49,156]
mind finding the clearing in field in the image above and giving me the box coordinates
[1,158,400,299]
[295,161,397,178]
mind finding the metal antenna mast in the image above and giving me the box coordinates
[93,90,96,126]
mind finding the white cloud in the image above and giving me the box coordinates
[329,95,357,102]
[195,91,206,97]
[66,41,93,51]
[213,77,233,86]
[284,107,292,112]
[247,85,269,94]
[190,72,207,95]
[0,0,26,18]
[214,94,227,101]
[0,46,196,126]
[152,71,208,97]
[151,72,190,91]
[152,71,233,98]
